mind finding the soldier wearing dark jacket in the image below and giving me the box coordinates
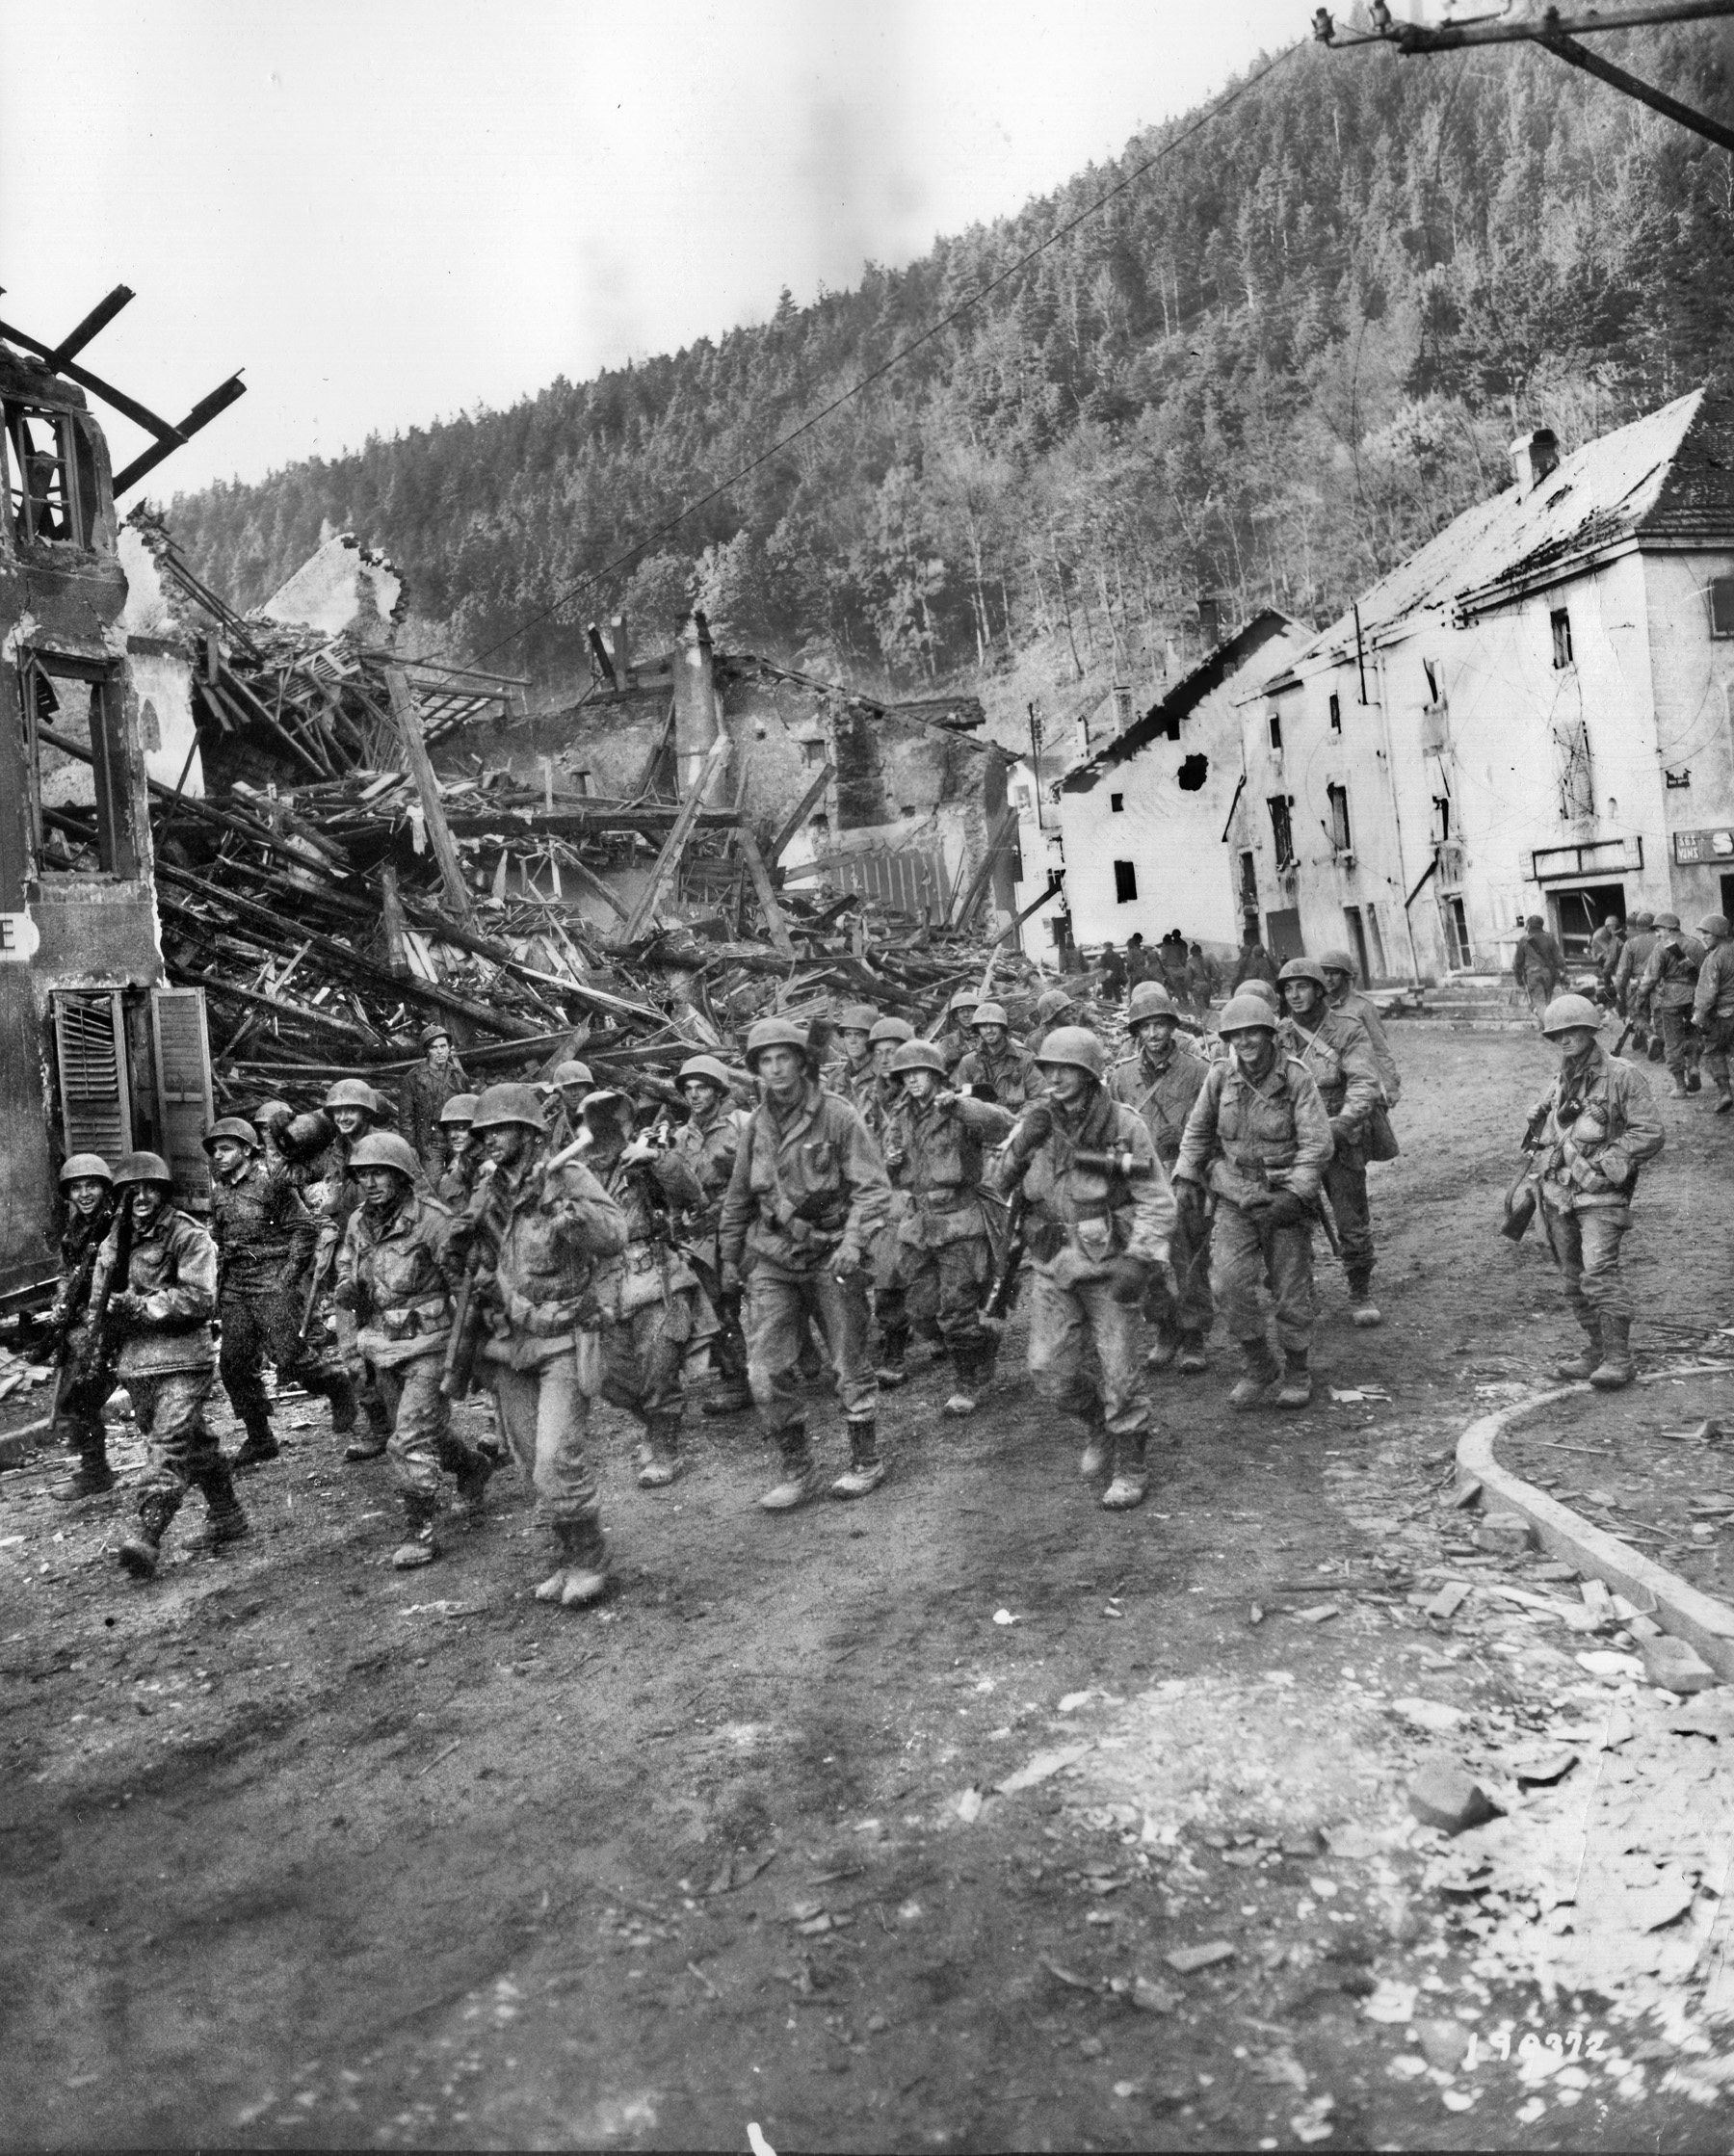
[1108,983,1212,1370]
[45,1154,118,1501]
[1276,958,1385,1328]
[399,1026,470,1171]
[1512,915,1566,1026]
[1640,912,1706,1096]
[205,1117,357,1469]
[95,1154,246,1582]
[674,1055,753,1416]
[954,1002,1042,1108]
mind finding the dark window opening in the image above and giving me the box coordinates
[1551,608,1574,670]
[1343,906,1370,984]
[1267,794,1294,870]
[1423,658,1442,704]
[1177,752,1208,792]
[1113,859,1138,904]
[1431,795,1452,845]
[1110,791,1124,812]
[22,654,138,879]
[1712,578,1734,639]
[1443,894,1472,971]
[1267,709,1283,751]
[1327,782,1353,853]
[1328,692,1341,734]
[1238,850,1258,912]
[5,407,95,549]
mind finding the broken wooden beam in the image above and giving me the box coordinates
[767,763,835,867]
[618,735,732,944]
[381,664,476,923]
[737,823,796,960]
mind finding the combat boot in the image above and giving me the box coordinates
[1671,1075,1692,1099]
[1274,1349,1314,1410]
[874,1324,910,1390]
[637,1413,682,1488]
[943,1339,997,1418]
[117,1487,182,1581]
[231,1412,279,1470]
[1687,1066,1703,1094]
[1077,1408,1112,1480]
[1590,1314,1636,1390]
[1175,1331,1210,1375]
[700,1379,752,1418]
[1552,1325,1601,1381]
[1101,1433,1148,1512]
[51,1436,115,1503]
[1228,1338,1281,1410]
[759,1423,822,1512]
[325,1370,359,1435]
[1347,1275,1382,1329]
[345,1394,392,1463]
[558,1518,612,1608]
[1717,1084,1734,1116]
[392,1491,439,1569]
[453,1445,497,1521]
[1646,1034,1665,1064]
[1144,1328,1179,1373]
[831,1419,886,1500]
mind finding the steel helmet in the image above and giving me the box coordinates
[889,1039,947,1078]
[1035,987,1074,1021]
[1541,994,1605,1039]
[201,1117,260,1155]
[745,1017,810,1069]
[420,1024,452,1050]
[869,1015,913,1046]
[552,1060,594,1089]
[581,1088,636,1130]
[324,1077,382,1115]
[349,1132,423,1180]
[438,1091,479,1127]
[59,1153,113,1187]
[1700,914,1731,939]
[280,1110,335,1162]
[1634,909,1655,928]
[1316,948,1356,979]
[111,1150,173,1190]
[1036,1026,1107,1081]
[253,1098,294,1133]
[947,988,982,1017]
[836,1003,880,1034]
[1126,982,1176,1025]
[1655,911,1682,931]
[972,1002,1009,1030]
[1239,979,1281,1011]
[1278,956,1328,991]
[469,1082,547,1133]
[679,1055,732,1091]
[1219,995,1280,1037]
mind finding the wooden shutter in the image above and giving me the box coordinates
[52,989,131,1161]
[149,986,213,1208]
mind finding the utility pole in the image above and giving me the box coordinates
[1028,702,1045,831]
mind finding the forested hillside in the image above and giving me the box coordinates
[164,26,1734,700]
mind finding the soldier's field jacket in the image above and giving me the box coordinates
[49,1201,114,1374]
[954,1039,1042,1110]
[590,1144,706,1321]
[719,1079,890,1277]
[1107,1039,1208,1168]
[1003,1084,1172,1281]
[1525,1045,1664,1213]
[89,1207,218,1378]
[882,1091,1012,1249]
[1276,1011,1380,1144]
[1332,987,1402,1106]
[1174,1053,1334,1210]
[339,1190,460,1369]
[210,1156,318,1296]
[475,1150,627,1362]
[400,1055,470,1167]
[1694,939,1734,1029]
[674,1104,749,1229]
[1641,932,1705,1012]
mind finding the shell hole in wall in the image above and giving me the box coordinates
[1177,753,1208,793]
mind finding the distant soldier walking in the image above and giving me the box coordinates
[435,1092,481,1203]
[44,1155,118,1502]
[1276,958,1384,1327]
[673,1054,752,1418]
[955,1001,1042,1107]
[1520,995,1664,1389]
[1318,949,1402,1107]
[1693,914,1734,1115]
[1108,982,1212,1372]
[400,1025,470,1171]
[1512,913,1565,1027]
[1640,911,1705,1096]
[1614,911,1659,1048]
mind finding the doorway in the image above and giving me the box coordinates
[1441,894,1473,972]
[1720,873,1734,922]
[1265,907,1303,963]
[1550,883,1626,960]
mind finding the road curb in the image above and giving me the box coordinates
[0,1415,51,1471]
[1457,1365,1734,1682]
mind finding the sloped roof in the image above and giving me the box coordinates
[1064,609,1302,793]
[1266,387,1734,686]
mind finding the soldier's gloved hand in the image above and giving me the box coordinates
[833,1244,865,1281]
[1327,1115,1355,1149]
[110,1291,144,1322]
[1106,1254,1151,1306]
[1596,1144,1631,1186]
[720,1259,743,1296]
[1265,1189,1311,1229]
[620,1132,659,1167]
[1011,1101,1053,1156]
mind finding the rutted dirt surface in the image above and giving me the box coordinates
[5,1027,1734,2151]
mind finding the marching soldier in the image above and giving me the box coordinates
[578,1089,708,1486]
[335,1130,491,1567]
[1614,910,1659,1048]
[1025,985,1081,1055]
[881,1039,1012,1416]
[1277,957,1384,1328]
[204,1116,358,1468]
[436,1092,482,1203]
[955,1001,1042,1108]
[937,987,983,1074]
[1640,911,1705,1096]
[827,1005,880,1096]
[861,1017,914,1137]
[1317,949,1402,1107]
[718,1019,892,1510]
[996,1028,1171,1510]
[673,1053,753,1417]
[1693,914,1734,1115]
[1108,982,1213,1371]
[399,1024,470,1171]
[545,1060,595,1151]
[303,1079,395,1460]
[1520,994,1664,1389]
[98,1153,247,1580]
[1173,995,1334,1410]
[460,1083,627,1607]
[861,1017,916,1384]
[252,1098,295,1168]
[44,1154,119,1502]
[1512,914,1566,1028]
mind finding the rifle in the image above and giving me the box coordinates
[295,1227,338,1345]
[441,1129,593,1401]
[86,1202,136,1360]
[41,1217,109,1359]
[981,1186,1030,1328]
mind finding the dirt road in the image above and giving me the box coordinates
[3,1026,1731,2150]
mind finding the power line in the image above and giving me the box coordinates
[457,38,1307,670]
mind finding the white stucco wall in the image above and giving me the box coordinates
[1646,548,1734,922]
[127,647,203,795]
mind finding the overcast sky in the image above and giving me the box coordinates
[2,1,1308,500]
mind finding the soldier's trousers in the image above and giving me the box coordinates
[1211,1201,1315,1353]
[1322,1153,1375,1288]
[130,1366,225,1505]
[1524,976,1557,1025]
[50,1351,113,1456]
[745,1264,877,1434]
[1701,1012,1734,1090]
[1144,1191,1213,1339]
[373,1353,473,1503]
[1541,1200,1633,1327]
[600,1294,693,1431]
[897,1235,994,1363]
[1027,1267,1149,1436]
[1658,1005,1702,1080]
[486,1344,600,1526]
[220,1284,354,1430]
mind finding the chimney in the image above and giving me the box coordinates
[1509,427,1561,495]
[609,613,632,687]
[673,609,722,796]
[1198,592,1221,647]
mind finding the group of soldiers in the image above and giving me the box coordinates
[36,929,1669,1608]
